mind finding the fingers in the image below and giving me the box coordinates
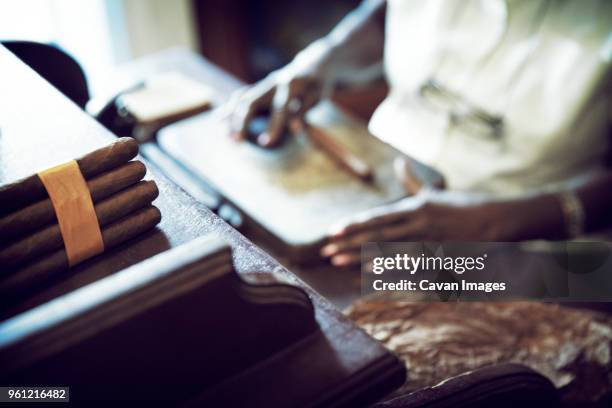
[329,206,408,238]
[261,78,321,147]
[293,81,322,118]
[228,81,274,141]
[329,195,428,238]
[226,74,322,147]
[322,220,425,262]
[322,229,386,257]
[230,101,257,142]
[259,82,291,147]
[322,199,432,267]
[328,251,361,267]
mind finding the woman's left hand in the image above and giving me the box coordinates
[320,191,517,266]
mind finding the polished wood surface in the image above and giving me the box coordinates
[1,237,330,405]
[0,45,405,405]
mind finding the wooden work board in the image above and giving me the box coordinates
[158,101,407,263]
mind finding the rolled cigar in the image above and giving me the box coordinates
[289,119,374,182]
[0,205,162,298]
[0,180,159,269]
[0,161,147,244]
[0,137,139,216]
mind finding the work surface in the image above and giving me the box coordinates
[0,45,404,405]
[159,101,406,260]
[113,48,385,308]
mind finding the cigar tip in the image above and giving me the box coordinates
[116,137,139,156]
[117,136,138,145]
[150,205,162,223]
[132,160,147,175]
[148,180,160,199]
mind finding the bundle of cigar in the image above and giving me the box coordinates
[0,137,162,298]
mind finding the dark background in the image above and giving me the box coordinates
[193,0,362,82]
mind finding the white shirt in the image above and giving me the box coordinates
[369,0,612,195]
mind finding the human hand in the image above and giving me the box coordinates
[320,191,512,266]
[226,66,324,148]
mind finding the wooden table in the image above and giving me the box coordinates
[0,45,405,405]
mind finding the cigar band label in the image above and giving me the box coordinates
[38,160,105,266]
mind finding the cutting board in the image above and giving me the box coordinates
[158,101,406,262]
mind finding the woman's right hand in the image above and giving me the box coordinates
[227,59,326,148]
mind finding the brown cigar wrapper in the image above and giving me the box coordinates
[307,125,373,182]
[0,180,159,269]
[0,161,147,244]
[0,137,139,216]
[0,205,162,297]
[289,119,373,182]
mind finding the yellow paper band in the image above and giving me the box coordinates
[38,160,104,266]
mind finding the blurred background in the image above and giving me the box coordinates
[0,0,360,96]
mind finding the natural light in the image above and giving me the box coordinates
[0,0,122,95]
